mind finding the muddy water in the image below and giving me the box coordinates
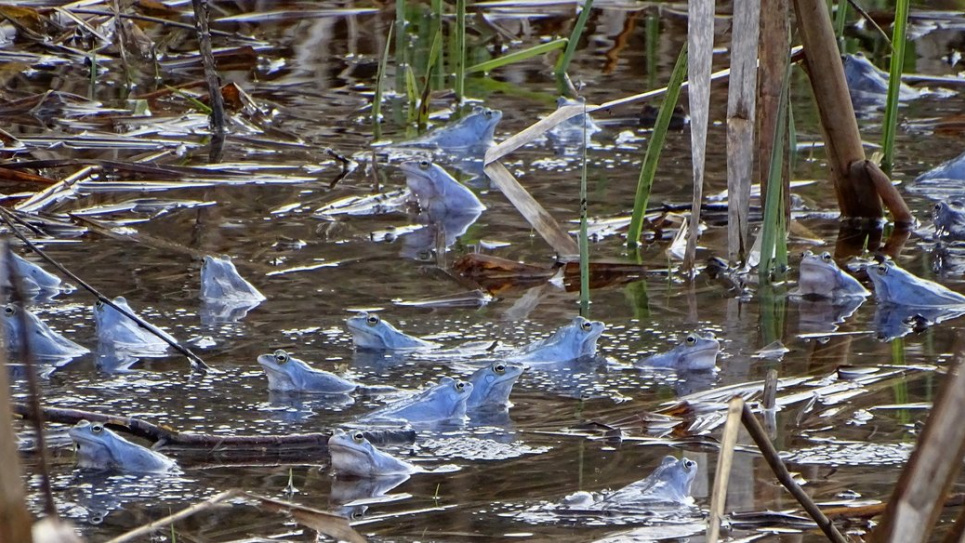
[6,2,965,541]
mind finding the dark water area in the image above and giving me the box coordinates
[5,1,965,541]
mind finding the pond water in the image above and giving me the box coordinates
[6,1,965,541]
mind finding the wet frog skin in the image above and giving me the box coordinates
[328,429,417,478]
[509,316,606,365]
[1,304,88,360]
[636,332,720,371]
[793,251,869,300]
[361,377,473,424]
[466,361,524,410]
[345,312,436,351]
[69,420,176,474]
[866,259,965,307]
[257,349,358,394]
[399,160,485,216]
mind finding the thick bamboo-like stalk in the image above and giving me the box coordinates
[756,0,788,218]
[707,396,743,542]
[872,338,965,542]
[726,0,760,264]
[792,0,882,219]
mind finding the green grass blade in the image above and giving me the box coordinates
[467,39,568,74]
[626,43,688,249]
[418,28,444,128]
[555,0,594,79]
[455,0,466,101]
[373,22,394,139]
[432,0,445,88]
[758,62,792,283]
[881,0,909,173]
[833,0,848,47]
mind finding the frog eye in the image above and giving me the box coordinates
[273,350,289,364]
[418,160,431,170]
[685,335,697,346]
[91,423,104,434]
[935,203,944,212]
[580,320,593,332]
[683,458,696,469]
[366,314,380,326]
[875,265,888,275]
[352,432,365,443]
[820,252,833,262]
[2,305,14,317]
[454,381,466,391]
[484,109,494,118]
[95,300,104,309]
[493,363,506,374]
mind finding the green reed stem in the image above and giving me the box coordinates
[431,0,444,89]
[373,22,394,139]
[467,39,568,74]
[833,0,848,48]
[645,14,658,88]
[579,101,590,317]
[627,43,688,248]
[759,61,792,283]
[395,0,407,95]
[418,28,444,128]
[881,0,909,174]
[555,0,593,79]
[455,0,466,101]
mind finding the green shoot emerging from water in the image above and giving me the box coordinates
[627,43,688,248]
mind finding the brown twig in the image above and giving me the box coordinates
[707,396,743,542]
[0,207,214,373]
[13,403,415,452]
[191,0,227,156]
[104,489,240,543]
[740,402,848,543]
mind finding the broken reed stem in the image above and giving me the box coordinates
[4,244,57,519]
[0,355,32,543]
[190,0,226,150]
[740,402,848,543]
[707,396,744,542]
[104,489,240,543]
[0,208,214,373]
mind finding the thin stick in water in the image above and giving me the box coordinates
[0,208,214,373]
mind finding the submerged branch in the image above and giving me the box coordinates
[0,207,214,373]
[740,401,848,543]
[12,403,415,453]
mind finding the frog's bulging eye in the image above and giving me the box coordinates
[273,350,289,364]
[580,320,593,332]
[821,252,833,262]
[366,314,380,326]
[2,305,14,317]
[91,423,104,434]
[455,381,466,391]
[418,160,431,170]
[352,432,365,443]
[484,110,494,118]
[683,459,696,469]
[876,265,888,275]
[95,300,104,309]
[685,335,697,346]
[494,363,506,374]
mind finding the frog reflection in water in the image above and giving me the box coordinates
[408,107,502,153]
[346,312,436,351]
[1,304,89,360]
[866,258,965,307]
[509,317,606,365]
[563,456,697,510]
[400,160,485,217]
[94,297,174,356]
[361,377,473,424]
[934,201,965,239]
[466,361,524,411]
[636,333,720,371]
[257,349,358,394]
[69,420,176,474]
[792,251,869,300]
[328,429,418,478]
